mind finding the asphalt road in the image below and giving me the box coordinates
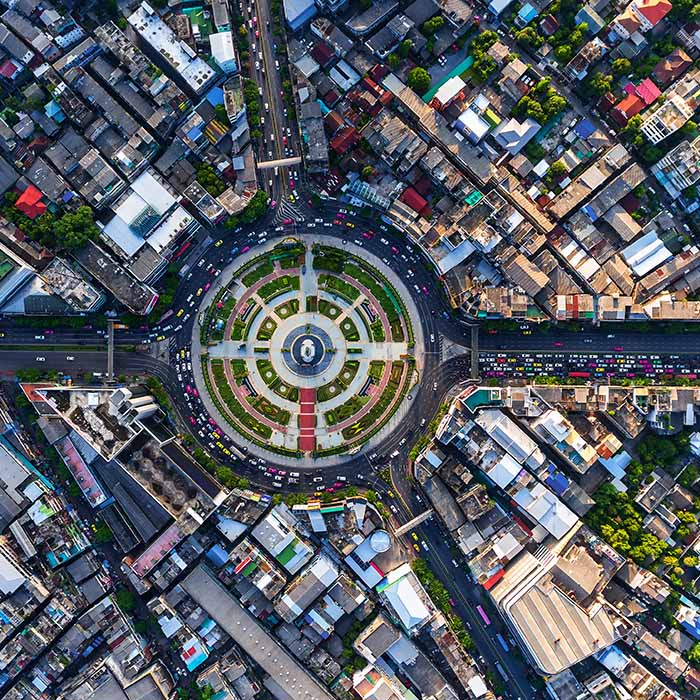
[381,487,537,700]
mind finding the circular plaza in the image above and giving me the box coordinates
[197,239,417,458]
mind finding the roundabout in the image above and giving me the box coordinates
[196,237,420,459]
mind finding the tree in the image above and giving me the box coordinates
[361,165,374,180]
[397,39,413,58]
[53,207,99,250]
[689,641,700,668]
[543,93,567,118]
[387,53,400,69]
[554,45,572,62]
[471,54,497,83]
[407,67,431,94]
[611,57,632,76]
[116,588,136,613]
[470,30,498,55]
[196,163,226,197]
[241,190,269,223]
[587,71,612,96]
[549,161,567,177]
[515,26,544,50]
[94,520,113,544]
[422,16,445,35]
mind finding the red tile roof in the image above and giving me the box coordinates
[0,60,19,78]
[653,47,692,85]
[636,0,672,26]
[329,126,359,155]
[16,184,46,219]
[400,186,428,214]
[310,42,334,67]
[636,77,661,105]
[611,94,645,125]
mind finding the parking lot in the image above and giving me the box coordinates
[480,351,700,381]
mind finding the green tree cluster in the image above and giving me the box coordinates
[422,16,445,36]
[471,54,497,84]
[513,77,566,124]
[115,588,136,613]
[586,71,612,97]
[2,194,99,250]
[196,163,226,197]
[407,66,431,94]
[412,558,473,650]
[515,26,544,50]
[586,483,668,564]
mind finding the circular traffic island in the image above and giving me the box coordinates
[198,239,417,458]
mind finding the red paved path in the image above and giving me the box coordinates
[299,387,316,452]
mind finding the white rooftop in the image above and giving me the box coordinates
[513,482,578,539]
[621,230,672,277]
[455,107,490,142]
[486,453,522,488]
[433,76,466,105]
[129,2,215,91]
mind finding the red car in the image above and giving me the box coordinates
[189,416,196,425]
[554,341,563,347]
[283,136,287,144]
[185,385,192,394]
[362,232,371,239]
[241,245,250,253]
[422,286,429,294]
[193,389,199,398]
[283,218,293,224]
[204,282,211,291]
[614,345,623,351]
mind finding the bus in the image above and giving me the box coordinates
[568,371,590,378]
[476,605,491,626]
[496,633,509,652]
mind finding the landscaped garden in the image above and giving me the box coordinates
[197,240,416,457]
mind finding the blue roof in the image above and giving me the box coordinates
[574,118,596,140]
[206,86,225,106]
[545,468,569,496]
[518,3,538,21]
[206,544,229,567]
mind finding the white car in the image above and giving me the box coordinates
[255,61,260,70]
[66,356,74,361]
[36,356,45,362]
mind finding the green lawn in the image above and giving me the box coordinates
[242,260,274,286]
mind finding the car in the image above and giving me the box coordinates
[176,308,184,317]
[413,543,420,552]
[449,598,456,606]
[411,532,418,541]
[421,541,429,551]
[255,29,259,37]
[554,341,563,347]
[336,475,347,482]
[35,335,45,340]
[189,416,196,425]
[66,356,75,361]
[433,382,438,390]
[290,471,300,477]
[255,60,260,70]
[283,218,293,224]
[615,345,624,351]
[196,287,203,296]
[422,286,429,294]
[203,282,211,292]
[391,246,399,254]
[241,245,250,253]
[36,356,45,362]
[313,476,323,483]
